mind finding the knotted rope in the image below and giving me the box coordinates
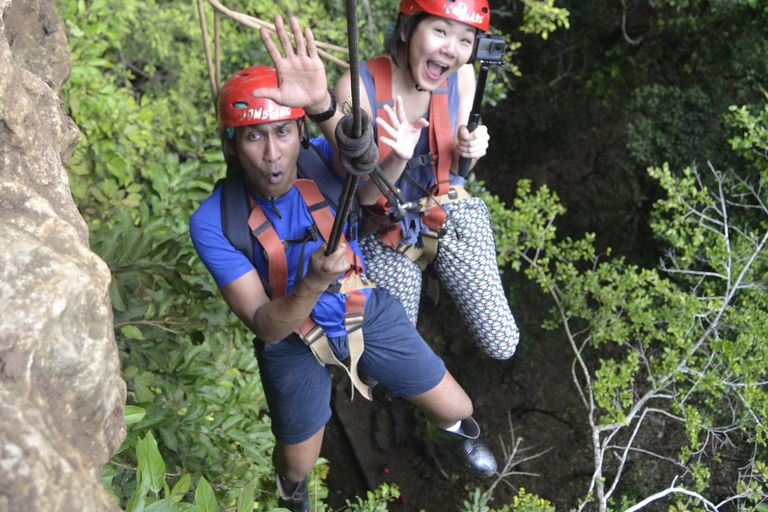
[335,111,378,178]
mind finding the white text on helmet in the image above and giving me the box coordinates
[444,3,484,27]
[239,105,294,122]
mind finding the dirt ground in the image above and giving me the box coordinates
[316,111,616,512]
[319,287,590,512]
[317,100,633,512]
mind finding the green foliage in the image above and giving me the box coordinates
[728,90,768,175]
[55,0,570,509]
[627,85,724,172]
[467,97,768,509]
[460,488,556,512]
[57,0,316,508]
[518,0,570,40]
[618,1,768,171]
[341,483,401,511]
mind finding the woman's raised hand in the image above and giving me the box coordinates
[377,95,430,161]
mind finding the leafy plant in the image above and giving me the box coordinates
[474,99,768,511]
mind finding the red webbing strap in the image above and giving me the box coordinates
[423,82,451,232]
[246,200,287,299]
[246,183,365,338]
[345,288,366,317]
[296,317,317,339]
[429,82,452,196]
[293,180,363,275]
[367,56,404,248]
[293,179,366,332]
[379,224,404,249]
[368,56,395,163]
[367,56,453,241]
[367,56,397,218]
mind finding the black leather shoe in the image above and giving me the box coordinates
[426,417,497,477]
[276,474,310,512]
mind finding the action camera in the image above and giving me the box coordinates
[473,34,506,64]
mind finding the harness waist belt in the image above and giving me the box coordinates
[302,274,376,401]
[373,185,472,265]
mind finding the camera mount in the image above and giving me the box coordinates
[458,34,507,178]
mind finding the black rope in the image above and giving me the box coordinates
[326,0,412,253]
[335,111,378,177]
[326,0,362,255]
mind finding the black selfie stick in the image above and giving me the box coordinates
[457,62,491,178]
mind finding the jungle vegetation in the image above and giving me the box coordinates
[56,0,767,510]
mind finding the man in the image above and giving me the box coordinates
[189,65,496,512]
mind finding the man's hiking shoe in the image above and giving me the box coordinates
[427,416,497,477]
[276,474,310,512]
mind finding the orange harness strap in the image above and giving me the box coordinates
[246,181,375,401]
[293,179,366,335]
[247,203,288,299]
[245,180,366,336]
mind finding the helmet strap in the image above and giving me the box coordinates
[221,131,238,166]
[299,118,310,149]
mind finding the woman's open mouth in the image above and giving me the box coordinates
[425,60,449,81]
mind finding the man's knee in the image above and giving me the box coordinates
[273,428,325,481]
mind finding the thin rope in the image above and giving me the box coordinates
[197,0,218,102]
[214,10,221,93]
[204,0,349,68]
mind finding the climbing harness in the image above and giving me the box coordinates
[220,172,376,400]
[253,179,375,401]
[362,55,472,301]
[367,54,454,237]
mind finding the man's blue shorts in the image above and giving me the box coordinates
[256,287,447,445]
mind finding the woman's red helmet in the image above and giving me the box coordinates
[398,0,490,32]
[218,66,305,132]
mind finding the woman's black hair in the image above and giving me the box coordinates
[387,12,431,69]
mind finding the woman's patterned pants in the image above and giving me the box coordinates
[359,197,519,360]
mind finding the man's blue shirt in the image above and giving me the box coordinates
[190,176,370,338]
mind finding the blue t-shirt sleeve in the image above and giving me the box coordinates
[189,187,255,288]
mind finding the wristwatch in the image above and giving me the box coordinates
[307,89,336,123]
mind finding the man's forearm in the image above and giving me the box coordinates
[251,278,328,343]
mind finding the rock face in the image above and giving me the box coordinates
[0,0,126,510]
[2,0,72,92]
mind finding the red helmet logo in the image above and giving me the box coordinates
[399,0,490,32]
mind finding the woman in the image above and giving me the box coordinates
[257,1,518,361]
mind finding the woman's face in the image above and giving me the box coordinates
[406,15,476,90]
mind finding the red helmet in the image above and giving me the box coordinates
[399,0,490,32]
[218,66,305,131]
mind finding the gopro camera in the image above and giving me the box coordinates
[473,34,506,64]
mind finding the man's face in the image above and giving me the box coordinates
[231,119,302,199]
